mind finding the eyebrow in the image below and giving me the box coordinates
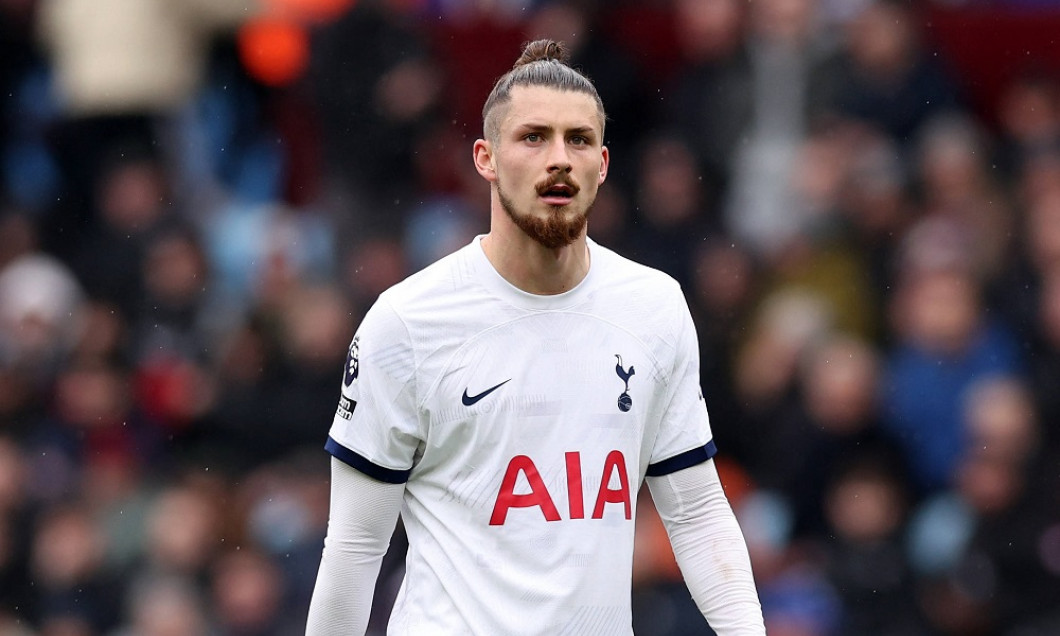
[514,123,599,139]
[566,126,597,138]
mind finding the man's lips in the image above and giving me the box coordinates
[538,183,577,204]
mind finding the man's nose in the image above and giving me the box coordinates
[547,143,573,173]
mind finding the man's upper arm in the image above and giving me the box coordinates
[647,292,715,476]
[326,297,423,482]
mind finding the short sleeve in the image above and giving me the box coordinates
[326,297,423,483]
[645,298,716,477]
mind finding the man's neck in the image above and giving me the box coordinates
[480,229,590,296]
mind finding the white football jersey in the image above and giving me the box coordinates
[326,236,715,635]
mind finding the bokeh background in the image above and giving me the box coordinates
[2,0,1060,634]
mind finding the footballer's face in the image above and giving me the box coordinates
[475,85,609,249]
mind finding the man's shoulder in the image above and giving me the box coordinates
[379,242,475,309]
[586,242,692,348]
[354,244,478,363]
[591,241,683,299]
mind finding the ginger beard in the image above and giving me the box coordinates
[497,173,594,249]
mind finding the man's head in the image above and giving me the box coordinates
[474,40,610,249]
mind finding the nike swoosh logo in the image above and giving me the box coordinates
[462,379,511,406]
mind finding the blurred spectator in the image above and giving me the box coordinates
[68,300,129,365]
[401,122,486,272]
[833,124,916,297]
[211,547,298,636]
[994,177,1060,371]
[203,200,335,311]
[0,0,60,214]
[723,0,847,259]
[738,491,842,636]
[732,288,832,469]
[0,0,41,131]
[626,132,715,288]
[755,120,883,341]
[688,238,759,463]
[660,0,750,198]
[0,437,31,623]
[28,503,122,633]
[820,455,925,634]
[0,250,84,392]
[342,234,410,313]
[26,357,164,504]
[139,483,223,582]
[1023,184,1060,275]
[110,573,216,636]
[0,207,37,271]
[236,454,330,617]
[1027,266,1060,448]
[308,0,445,229]
[134,221,218,361]
[995,71,1060,180]
[66,148,176,318]
[914,113,1014,288]
[196,282,351,470]
[38,0,258,119]
[82,444,153,577]
[130,224,231,449]
[821,0,963,147]
[769,333,910,538]
[908,375,1060,634]
[37,0,261,218]
[881,216,1024,494]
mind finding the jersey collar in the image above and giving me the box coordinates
[469,235,598,310]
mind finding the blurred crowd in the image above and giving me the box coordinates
[2,0,1060,634]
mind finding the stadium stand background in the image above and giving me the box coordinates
[2,0,1060,634]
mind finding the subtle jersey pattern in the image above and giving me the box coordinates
[326,237,715,635]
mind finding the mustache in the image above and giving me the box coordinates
[535,174,580,195]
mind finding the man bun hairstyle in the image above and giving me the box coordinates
[513,39,570,67]
[482,39,606,143]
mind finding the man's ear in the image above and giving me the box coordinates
[473,139,497,183]
[598,145,610,185]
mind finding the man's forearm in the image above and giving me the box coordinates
[306,458,405,636]
[646,459,765,635]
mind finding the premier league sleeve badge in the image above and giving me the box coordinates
[344,335,360,387]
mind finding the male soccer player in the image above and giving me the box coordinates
[306,39,766,635]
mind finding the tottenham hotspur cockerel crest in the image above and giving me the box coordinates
[614,354,635,412]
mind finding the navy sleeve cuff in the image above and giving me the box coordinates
[645,440,717,477]
[325,436,412,484]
